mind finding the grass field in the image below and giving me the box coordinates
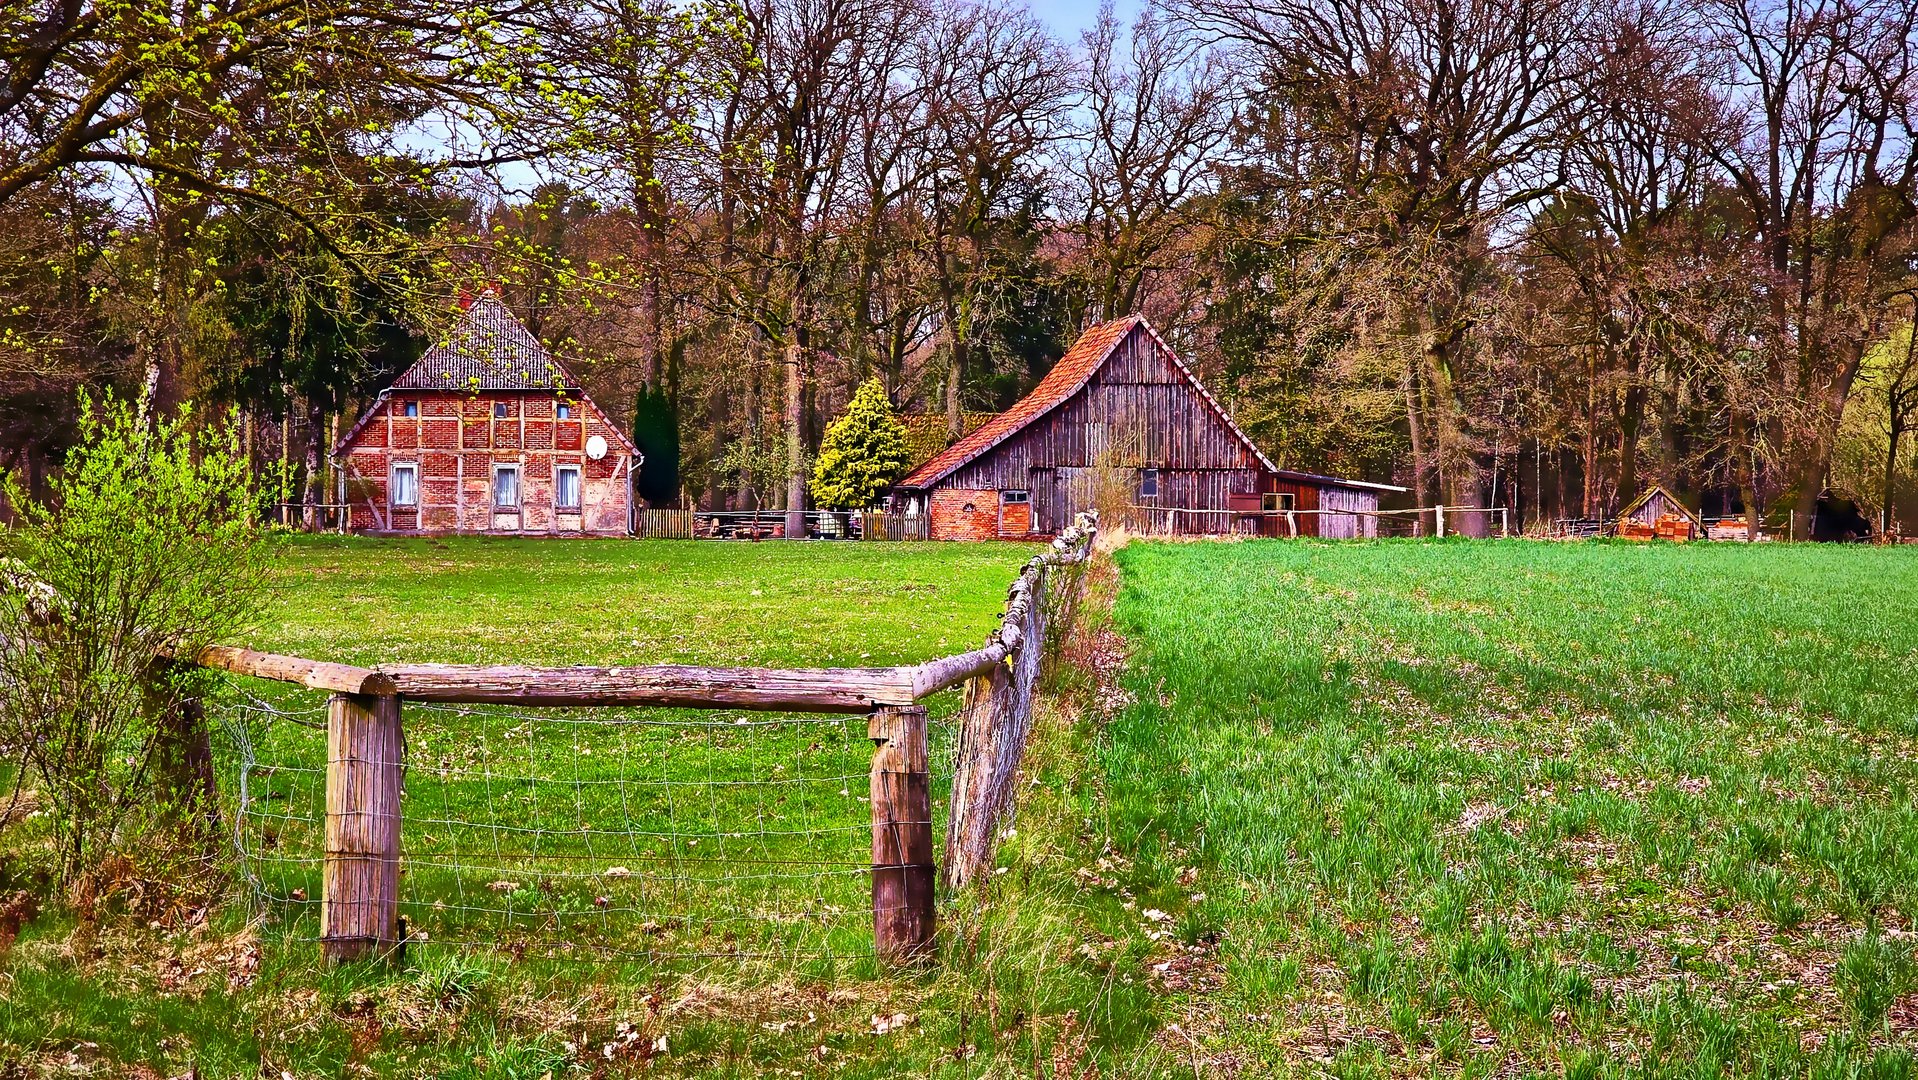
[8,534,1918,1077]
[5,536,1120,1079]
[1103,539,1918,1076]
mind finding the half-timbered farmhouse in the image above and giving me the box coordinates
[892,316,1398,540]
[334,291,638,535]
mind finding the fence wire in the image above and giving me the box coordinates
[216,680,954,967]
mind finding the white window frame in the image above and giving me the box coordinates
[1140,468,1159,498]
[389,462,420,509]
[554,464,582,511]
[556,401,573,420]
[493,464,522,510]
[493,400,509,419]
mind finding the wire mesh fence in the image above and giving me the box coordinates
[220,680,958,969]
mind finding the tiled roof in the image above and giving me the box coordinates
[391,293,579,391]
[898,317,1142,488]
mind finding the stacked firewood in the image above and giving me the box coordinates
[1618,513,1695,541]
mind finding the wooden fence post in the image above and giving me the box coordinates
[869,703,934,963]
[323,691,403,963]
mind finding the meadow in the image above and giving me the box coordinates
[8,535,1918,1078]
[4,536,1142,1079]
[1102,539,1918,1076]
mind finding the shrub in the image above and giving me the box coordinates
[0,392,267,885]
[809,378,910,510]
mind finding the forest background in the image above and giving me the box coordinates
[6,0,1918,534]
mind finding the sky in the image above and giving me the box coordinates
[1034,0,1145,41]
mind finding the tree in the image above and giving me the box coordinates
[1069,6,1231,325]
[632,383,681,505]
[0,392,266,884]
[915,0,1070,437]
[1693,0,1918,522]
[1181,0,1599,529]
[809,378,911,510]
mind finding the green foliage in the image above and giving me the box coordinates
[808,379,911,510]
[714,430,799,510]
[0,391,267,882]
[631,383,681,506]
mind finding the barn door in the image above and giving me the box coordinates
[1031,468,1058,532]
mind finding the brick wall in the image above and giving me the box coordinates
[929,488,1001,541]
[339,390,631,536]
[998,499,1032,538]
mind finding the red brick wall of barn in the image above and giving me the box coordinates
[337,391,631,535]
[929,489,1002,541]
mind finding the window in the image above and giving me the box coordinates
[493,401,509,419]
[493,465,521,509]
[1140,468,1159,498]
[1001,490,1030,504]
[402,400,419,418]
[556,401,573,420]
[554,465,581,510]
[1262,492,1295,513]
[390,463,419,508]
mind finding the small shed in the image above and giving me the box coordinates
[890,315,1398,539]
[1616,484,1703,541]
[333,290,639,535]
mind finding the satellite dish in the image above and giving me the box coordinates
[585,434,609,461]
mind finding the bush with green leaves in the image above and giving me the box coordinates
[0,392,267,885]
[809,378,911,511]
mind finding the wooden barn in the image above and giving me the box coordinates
[333,290,639,536]
[891,315,1398,540]
[1616,484,1704,541]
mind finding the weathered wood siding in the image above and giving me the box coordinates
[942,327,1268,534]
[1319,485,1380,539]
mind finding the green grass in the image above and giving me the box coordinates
[5,536,1167,1078]
[1103,538,1918,1076]
[14,535,1918,1077]
[248,534,1029,667]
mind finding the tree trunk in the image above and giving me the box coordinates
[1402,362,1432,534]
[946,338,969,442]
[1582,351,1600,518]
[303,398,324,533]
[1616,344,1643,510]
[783,322,807,539]
[1732,410,1760,541]
[1886,418,1905,535]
